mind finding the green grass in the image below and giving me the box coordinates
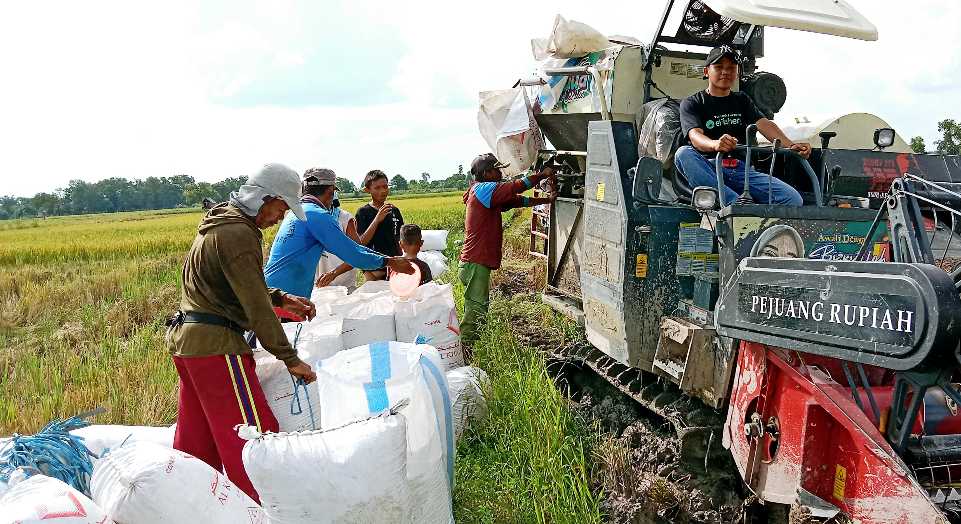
[446,215,602,523]
[452,298,601,523]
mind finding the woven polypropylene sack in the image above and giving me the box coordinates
[341,294,396,349]
[282,317,344,363]
[317,342,454,524]
[253,348,320,433]
[417,251,449,280]
[71,425,175,458]
[447,367,490,441]
[0,475,116,524]
[532,14,610,60]
[240,414,410,523]
[395,283,463,370]
[420,230,448,251]
[90,442,265,524]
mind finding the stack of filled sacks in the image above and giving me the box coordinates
[417,230,449,279]
[240,341,453,524]
[309,281,466,371]
[0,426,260,524]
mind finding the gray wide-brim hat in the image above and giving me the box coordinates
[246,163,306,220]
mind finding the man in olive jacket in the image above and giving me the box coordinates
[166,163,316,503]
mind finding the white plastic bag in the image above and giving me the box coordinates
[71,425,175,458]
[317,342,454,524]
[447,367,490,441]
[352,280,392,296]
[90,442,264,524]
[420,230,449,251]
[310,286,349,308]
[477,89,540,177]
[282,317,344,363]
[532,14,610,60]
[417,251,449,280]
[342,294,397,349]
[0,475,115,524]
[240,413,410,524]
[395,283,464,370]
[254,346,320,433]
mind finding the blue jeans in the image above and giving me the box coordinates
[673,146,803,206]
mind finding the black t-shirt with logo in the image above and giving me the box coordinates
[679,91,765,156]
[355,203,404,257]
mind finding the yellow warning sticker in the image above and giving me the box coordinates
[833,464,847,501]
[636,254,648,278]
[596,182,605,201]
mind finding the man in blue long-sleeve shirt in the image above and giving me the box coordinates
[264,168,413,317]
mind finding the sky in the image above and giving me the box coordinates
[1,0,958,197]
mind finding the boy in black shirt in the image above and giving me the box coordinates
[355,169,404,280]
[675,45,810,206]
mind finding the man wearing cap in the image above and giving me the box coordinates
[459,154,557,349]
[264,167,413,312]
[674,45,810,206]
[166,163,318,503]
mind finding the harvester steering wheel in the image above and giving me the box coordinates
[713,144,823,208]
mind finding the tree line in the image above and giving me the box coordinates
[0,165,471,220]
[910,119,961,155]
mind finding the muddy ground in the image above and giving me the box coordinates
[494,276,744,523]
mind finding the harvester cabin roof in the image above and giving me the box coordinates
[701,0,878,41]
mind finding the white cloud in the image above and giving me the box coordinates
[0,0,958,197]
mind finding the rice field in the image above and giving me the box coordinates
[0,193,464,431]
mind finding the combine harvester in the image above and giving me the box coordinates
[498,0,961,521]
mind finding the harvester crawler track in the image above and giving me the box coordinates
[550,344,729,469]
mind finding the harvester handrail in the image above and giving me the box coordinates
[713,146,823,207]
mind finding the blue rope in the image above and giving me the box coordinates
[286,322,316,430]
[289,376,317,430]
[0,413,98,496]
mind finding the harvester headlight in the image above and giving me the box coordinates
[692,186,719,211]
[874,128,896,150]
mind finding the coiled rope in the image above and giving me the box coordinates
[0,408,102,496]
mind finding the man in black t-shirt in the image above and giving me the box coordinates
[674,45,810,206]
[355,169,404,280]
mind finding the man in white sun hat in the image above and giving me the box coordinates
[165,163,318,504]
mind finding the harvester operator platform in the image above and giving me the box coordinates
[674,45,812,206]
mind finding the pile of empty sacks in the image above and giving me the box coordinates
[0,280,489,524]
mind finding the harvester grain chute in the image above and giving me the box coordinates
[487,0,961,521]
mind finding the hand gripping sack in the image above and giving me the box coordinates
[240,413,410,524]
[477,88,541,177]
[253,346,320,433]
[317,342,454,524]
[447,367,490,441]
[90,442,265,524]
[395,283,464,370]
[0,475,115,524]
